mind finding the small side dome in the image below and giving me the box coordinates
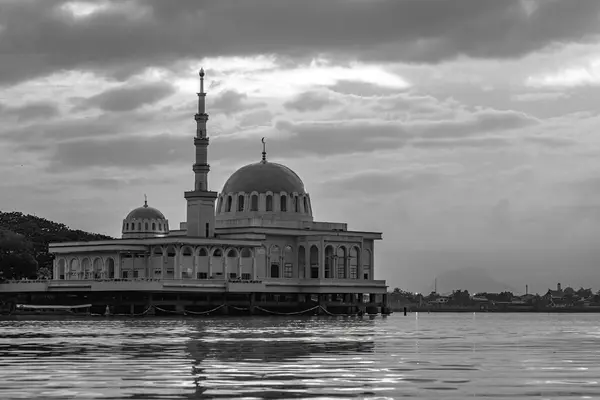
[122,197,169,239]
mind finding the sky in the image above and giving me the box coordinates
[2,0,600,294]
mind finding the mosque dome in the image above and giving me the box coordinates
[126,204,166,220]
[122,198,169,239]
[221,161,306,194]
[216,148,314,224]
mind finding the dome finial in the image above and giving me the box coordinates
[144,194,148,207]
[261,137,267,163]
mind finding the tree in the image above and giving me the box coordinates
[0,229,38,280]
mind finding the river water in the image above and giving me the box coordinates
[0,313,599,399]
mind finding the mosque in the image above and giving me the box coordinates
[1,70,389,316]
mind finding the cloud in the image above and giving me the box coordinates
[511,91,569,102]
[211,90,264,114]
[324,166,456,196]
[0,101,60,121]
[75,82,176,112]
[47,133,190,171]
[2,0,600,85]
[283,90,341,112]
[524,135,577,148]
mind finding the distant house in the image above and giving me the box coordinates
[544,283,573,307]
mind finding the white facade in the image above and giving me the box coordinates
[45,70,386,295]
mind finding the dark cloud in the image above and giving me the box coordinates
[47,133,191,172]
[237,110,273,128]
[0,101,59,121]
[211,90,264,114]
[524,135,577,147]
[283,90,341,112]
[75,82,176,112]
[2,0,600,85]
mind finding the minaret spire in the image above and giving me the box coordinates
[192,68,210,191]
[144,194,148,207]
[184,68,218,238]
[261,137,267,163]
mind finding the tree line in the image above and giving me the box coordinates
[0,211,112,280]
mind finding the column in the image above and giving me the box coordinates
[345,254,350,280]
[161,252,166,279]
[208,255,213,278]
[115,253,121,278]
[175,247,181,279]
[223,256,228,279]
[238,255,243,278]
[251,255,256,279]
[193,254,199,279]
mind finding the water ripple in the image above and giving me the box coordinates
[1,314,600,399]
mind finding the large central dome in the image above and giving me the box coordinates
[221,161,306,194]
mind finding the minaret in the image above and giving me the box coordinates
[184,68,218,238]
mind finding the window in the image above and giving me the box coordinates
[154,269,162,276]
[266,195,273,211]
[284,263,293,278]
[152,222,156,230]
[250,194,259,211]
[294,196,299,212]
[197,272,208,279]
[303,197,309,213]
[133,270,139,278]
[159,223,162,230]
[242,273,251,280]
[144,222,149,230]
[137,222,141,230]
[229,273,237,279]
[364,273,369,279]
[280,195,287,211]
[226,196,232,212]
[122,270,129,279]
[237,195,245,211]
[270,264,280,278]
[125,223,128,230]
[205,223,209,237]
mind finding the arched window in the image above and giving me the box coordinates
[309,245,319,278]
[144,222,149,230]
[294,196,299,212]
[159,223,162,230]
[217,196,223,213]
[337,246,347,279]
[266,195,273,211]
[363,249,372,280]
[237,194,245,212]
[152,222,156,230]
[270,245,281,278]
[280,195,287,212]
[250,194,259,211]
[137,222,141,230]
[303,197,309,214]
[324,246,334,279]
[226,196,232,212]
[125,223,129,230]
